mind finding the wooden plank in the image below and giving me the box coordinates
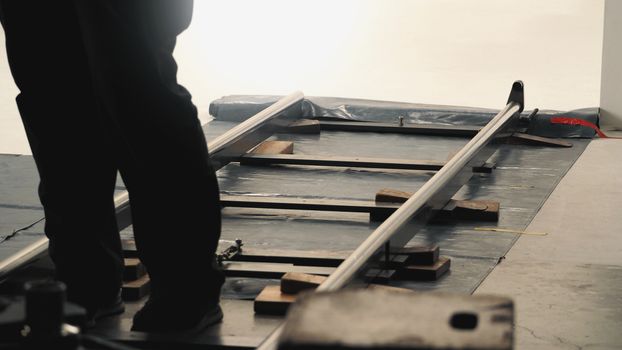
[254,285,297,315]
[239,154,446,171]
[123,258,147,281]
[250,140,294,155]
[124,243,348,268]
[122,274,151,301]
[393,245,440,265]
[231,253,344,267]
[508,132,573,147]
[127,259,337,282]
[221,261,335,279]
[221,195,399,221]
[239,154,494,173]
[284,119,321,134]
[280,272,327,294]
[319,120,481,137]
[393,256,451,281]
[221,195,389,212]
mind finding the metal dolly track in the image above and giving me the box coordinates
[0,81,524,350]
[257,81,524,350]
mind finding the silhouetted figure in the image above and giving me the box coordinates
[0,0,224,331]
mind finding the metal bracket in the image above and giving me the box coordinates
[216,239,244,266]
[507,80,524,114]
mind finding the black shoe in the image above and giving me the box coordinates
[131,297,223,333]
[84,293,125,329]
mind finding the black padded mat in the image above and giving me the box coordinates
[203,117,591,297]
[1,123,590,297]
[0,118,590,349]
[212,129,589,294]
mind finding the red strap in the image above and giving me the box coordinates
[550,117,608,138]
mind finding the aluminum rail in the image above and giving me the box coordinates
[0,92,305,280]
[113,91,304,228]
[0,237,49,279]
[207,90,305,170]
[257,81,524,350]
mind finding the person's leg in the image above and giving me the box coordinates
[73,0,224,330]
[0,1,124,313]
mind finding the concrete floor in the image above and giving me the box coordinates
[476,139,622,350]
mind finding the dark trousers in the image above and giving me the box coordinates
[0,0,223,311]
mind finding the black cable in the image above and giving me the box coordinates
[0,218,45,245]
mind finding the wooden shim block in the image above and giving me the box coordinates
[375,189,499,222]
[254,285,297,315]
[448,151,496,173]
[509,132,573,147]
[281,272,327,294]
[378,254,410,269]
[393,245,440,265]
[375,188,411,203]
[123,258,147,281]
[285,119,321,134]
[433,199,500,222]
[453,199,499,221]
[472,162,496,173]
[372,189,409,221]
[250,140,294,155]
[365,269,396,284]
[393,257,451,281]
[122,274,151,301]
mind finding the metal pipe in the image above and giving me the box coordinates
[257,81,524,350]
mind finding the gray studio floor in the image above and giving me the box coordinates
[476,138,622,350]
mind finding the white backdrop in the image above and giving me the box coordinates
[0,0,605,155]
